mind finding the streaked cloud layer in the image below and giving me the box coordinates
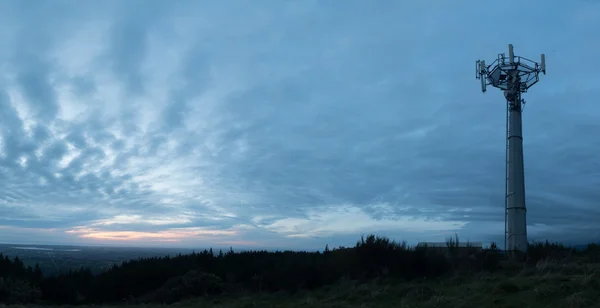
[0,0,599,249]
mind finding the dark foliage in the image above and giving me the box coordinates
[526,240,577,265]
[139,270,224,304]
[0,236,598,305]
[584,243,600,263]
[0,254,43,304]
[39,267,94,304]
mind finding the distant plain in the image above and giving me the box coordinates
[0,244,194,276]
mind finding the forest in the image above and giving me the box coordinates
[0,234,599,306]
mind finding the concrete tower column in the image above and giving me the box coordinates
[505,72,528,253]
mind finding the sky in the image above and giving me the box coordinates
[0,0,599,250]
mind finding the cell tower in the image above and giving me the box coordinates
[475,44,546,254]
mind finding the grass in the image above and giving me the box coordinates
[5,261,599,308]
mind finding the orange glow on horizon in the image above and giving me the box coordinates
[66,227,238,242]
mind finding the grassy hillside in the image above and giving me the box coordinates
[4,261,600,308]
[144,262,600,307]
[0,236,599,307]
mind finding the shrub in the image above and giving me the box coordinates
[582,243,600,263]
[0,277,41,304]
[527,240,575,265]
[142,270,224,304]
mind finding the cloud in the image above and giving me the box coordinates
[0,0,599,249]
[260,204,467,238]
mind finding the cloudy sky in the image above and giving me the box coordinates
[0,0,598,250]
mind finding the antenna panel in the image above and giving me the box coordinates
[508,44,514,64]
[481,77,486,92]
[478,60,487,92]
[541,54,546,74]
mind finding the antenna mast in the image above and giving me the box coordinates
[476,44,546,255]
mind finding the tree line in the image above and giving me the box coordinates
[0,234,598,305]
